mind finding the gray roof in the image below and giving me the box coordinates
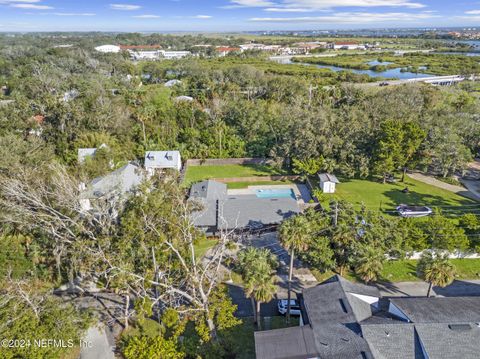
[301,275,379,358]
[318,173,340,183]
[254,326,318,359]
[361,323,424,359]
[190,180,227,200]
[414,323,480,359]
[389,297,480,323]
[218,195,300,230]
[78,148,97,163]
[190,198,217,227]
[144,151,181,170]
[83,163,145,199]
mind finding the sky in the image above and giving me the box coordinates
[0,0,480,32]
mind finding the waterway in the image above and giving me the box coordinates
[273,58,434,80]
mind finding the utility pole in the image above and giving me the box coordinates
[333,201,339,227]
[308,84,318,107]
[286,247,294,324]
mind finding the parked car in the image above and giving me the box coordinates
[379,82,390,86]
[277,299,301,316]
[396,204,432,218]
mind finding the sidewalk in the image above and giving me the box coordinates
[407,172,479,200]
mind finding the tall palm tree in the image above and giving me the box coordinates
[279,215,311,322]
[237,248,278,328]
[354,246,385,284]
[244,265,276,330]
[417,251,456,297]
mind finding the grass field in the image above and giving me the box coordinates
[226,180,293,189]
[321,175,477,213]
[184,164,288,186]
[194,238,217,259]
[313,258,480,283]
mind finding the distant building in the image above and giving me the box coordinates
[164,79,182,88]
[215,47,241,57]
[77,143,108,163]
[332,42,366,50]
[174,95,194,102]
[128,50,162,61]
[255,275,480,359]
[161,51,191,59]
[144,151,182,172]
[318,173,340,193]
[94,45,121,53]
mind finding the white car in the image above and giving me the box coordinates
[277,299,301,316]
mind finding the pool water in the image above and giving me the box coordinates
[255,188,296,200]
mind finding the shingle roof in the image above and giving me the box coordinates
[218,195,300,230]
[254,326,318,359]
[83,163,145,199]
[190,180,227,200]
[318,173,340,183]
[389,297,480,323]
[190,198,217,227]
[414,323,480,359]
[361,323,424,359]
[144,151,181,170]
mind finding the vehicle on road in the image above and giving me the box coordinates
[277,299,301,316]
[396,204,433,217]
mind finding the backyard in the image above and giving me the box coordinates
[184,164,290,187]
[312,258,480,283]
[320,175,477,213]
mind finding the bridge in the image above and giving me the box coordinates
[362,75,472,87]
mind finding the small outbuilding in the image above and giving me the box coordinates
[318,173,340,194]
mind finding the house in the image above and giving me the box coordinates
[77,143,108,163]
[164,79,182,88]
[174,95,194,102]
[189,180,300,234]
[94,45,121,53]
[144,151,182,172]
[160,51,191,59]
[255,275,480,359]
[332,42,366,50]
[318,173,340,193]
[128,50,162,61]
[80,162,145,211]
[215,47,241,57]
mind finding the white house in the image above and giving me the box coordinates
[161,51,191,59]
[77,143,108,163]
[164,79,182,88]
[318,173,340,193]
[144,151,182,172]
[94,45,121,53]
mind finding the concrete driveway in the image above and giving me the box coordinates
[80,325,115,359]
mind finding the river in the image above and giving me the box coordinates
[273,58,435,80]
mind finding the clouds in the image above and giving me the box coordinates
[227,0,426,11]
[132,14,160,18]
[110,3,141,11]
[193,15,212,19]
[251,11,437,23]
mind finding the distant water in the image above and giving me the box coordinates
[275,58,434,80]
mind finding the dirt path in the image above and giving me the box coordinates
[407,172,479,201]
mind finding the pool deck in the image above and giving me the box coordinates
[227,184,312,205]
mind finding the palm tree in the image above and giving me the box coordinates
[237,248,278,328]
[279,215,311,322]
[417,251,456,297]
[354,246,385,284]
[244,265,276,330]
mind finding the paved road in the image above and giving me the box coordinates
[80,325,115,359]
[407,172,479,201]
[376,279,480,297]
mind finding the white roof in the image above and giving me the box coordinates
[175,95,193,102]
[144,151,181,169]
[95,45,121,53]
[164,79,182,87]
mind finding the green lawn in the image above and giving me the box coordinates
[321,175,477,212]
[313,259,480,283]
[227,180,293,189]
[194,238,218,259]
[184,164,288,186]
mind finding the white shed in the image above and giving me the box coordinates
[318,173,340,194]
[144,151,182,172]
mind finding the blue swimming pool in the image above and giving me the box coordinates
[255,188,296,200]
